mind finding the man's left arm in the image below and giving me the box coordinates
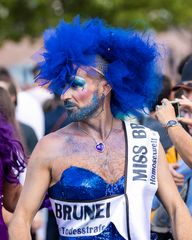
[157,143,192,240]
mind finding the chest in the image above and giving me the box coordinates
[51,131,126,185]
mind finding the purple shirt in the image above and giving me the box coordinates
[0,160,8,240]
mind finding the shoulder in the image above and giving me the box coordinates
[31,123,77,159]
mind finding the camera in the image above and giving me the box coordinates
[170,100,180,117]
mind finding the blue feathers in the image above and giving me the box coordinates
[35,16,161,118]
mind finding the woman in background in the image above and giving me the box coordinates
[0,87,26,239]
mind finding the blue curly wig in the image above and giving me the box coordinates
[35,16,161,118]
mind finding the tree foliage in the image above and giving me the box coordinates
[0,0,192,43]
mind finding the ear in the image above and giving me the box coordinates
[100,80,112,96]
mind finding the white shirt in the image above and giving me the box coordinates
[16,91,45,140]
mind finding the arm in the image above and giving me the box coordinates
[157,143,192,240]
[155,98,192,168]
[167,125,192,168]
[3,208,43,233]
[3,181,22,212]
[8,136,53,240]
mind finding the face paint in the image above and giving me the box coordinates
[71,76,86,90]
[65,91,102,122]
[61,75,86,95]
[63,76,88,111]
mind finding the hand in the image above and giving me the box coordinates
[177,116,192,126]
[178,95,192,112]
[169,163,184,186]
[155,98,177,125]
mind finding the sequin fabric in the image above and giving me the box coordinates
[48,166,125,240]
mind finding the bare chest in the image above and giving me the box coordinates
[51,131,126,185]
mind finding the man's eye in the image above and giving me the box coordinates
[71,77,86,89]
[71,82,79,89]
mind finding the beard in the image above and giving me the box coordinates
[64,91,103,123]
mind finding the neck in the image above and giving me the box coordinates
[78,97,119,141]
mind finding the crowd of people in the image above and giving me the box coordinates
[0,16,192,240]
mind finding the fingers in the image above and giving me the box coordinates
[178,117,192,126]
[169,164,185,186]
[178,95,192,110]
[181,95,188,100]
[170,163,179,170]
[173,177,185,186]
[172,173,185,186]
[161,98,170,105]
[155,105,161,111]
[155,99,171,112]
[155,99,177,125]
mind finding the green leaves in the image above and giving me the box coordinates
[0,0,192,44]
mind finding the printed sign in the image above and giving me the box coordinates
[50,195,128,239]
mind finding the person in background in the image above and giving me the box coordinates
[140,75,184,239]
[0,88,26,240]
[44,93,67,135]
[0,67,38,154]
[0,71,43,240]
[156,57,192,168]
[154,56,192,239]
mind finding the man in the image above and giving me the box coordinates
[9,17,192,240]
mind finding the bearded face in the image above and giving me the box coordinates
[61,67,106,123]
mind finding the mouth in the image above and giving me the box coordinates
[64,103,77,110]
[64,106,76,111]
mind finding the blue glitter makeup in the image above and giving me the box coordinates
[66,91,101,123]
[71,76,86,90]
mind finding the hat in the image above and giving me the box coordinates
[173,57,192,91]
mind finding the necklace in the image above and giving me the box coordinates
[78,118,113,153]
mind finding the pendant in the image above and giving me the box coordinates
[96,143,105,153]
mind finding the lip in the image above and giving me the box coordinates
[65,106,75,110]
[64,104,77,110]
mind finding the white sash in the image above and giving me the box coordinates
[125,122,159,240]
[50,122,159,239]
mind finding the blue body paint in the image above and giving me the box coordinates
[65,91,101,123]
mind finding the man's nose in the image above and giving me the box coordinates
[60,87,72,101]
